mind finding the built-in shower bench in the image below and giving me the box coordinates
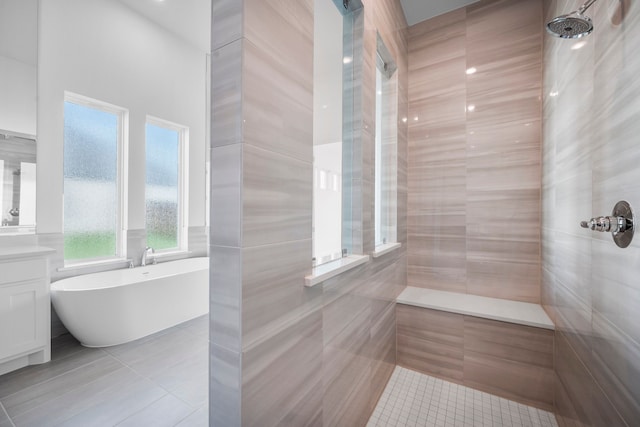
[396,286,555,411]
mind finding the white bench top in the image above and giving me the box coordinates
[397,287,554,330]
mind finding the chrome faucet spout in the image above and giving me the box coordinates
[141,247,155,266]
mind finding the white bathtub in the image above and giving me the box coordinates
[51,257,209,347]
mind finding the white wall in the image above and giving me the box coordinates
[0,56,36,135]
[0,0,37,135]
[37,0,207,235]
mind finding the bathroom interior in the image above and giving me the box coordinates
[0,0,638,426]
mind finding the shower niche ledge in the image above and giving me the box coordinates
[0,246,55,376]
[397,286,554,329]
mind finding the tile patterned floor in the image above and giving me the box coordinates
[2,318,559,427]
[0,315,208,427]
[368,367,559,427]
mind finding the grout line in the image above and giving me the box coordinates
[370,366,558,427]
[172,406,203,427]
[0,401,16,427]
[112,393,169,427]
[0,349,111,402]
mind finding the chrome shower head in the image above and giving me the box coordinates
[546,0,598,39]
[546,12,593,38]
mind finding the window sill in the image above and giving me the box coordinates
[59,257,132,272]
[372,242,401,258]
[150,250,191,262]
[304,254,370,287]
[58,250,191,272]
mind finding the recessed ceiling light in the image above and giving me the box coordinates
[549,91,559,97]
[467,104,476,112]
[343,57,352,64]
[401,117,408,123]
[466,67,477,75]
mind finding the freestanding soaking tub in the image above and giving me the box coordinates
[51,257,209,347]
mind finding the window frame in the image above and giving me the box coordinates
[63,91,129,265]
[144,115,189,254]
[374,34,398,250]
[312,0,348,267]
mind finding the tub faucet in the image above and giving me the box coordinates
[141,247,156,266]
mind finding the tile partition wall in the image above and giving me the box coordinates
[542,0,640,426]
[407,0,544,303]
[209,0,408,426]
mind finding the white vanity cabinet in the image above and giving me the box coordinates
[0,247,54,375]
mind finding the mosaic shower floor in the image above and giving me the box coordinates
[368,367,559,427]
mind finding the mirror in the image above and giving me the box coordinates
[0,0,38,232]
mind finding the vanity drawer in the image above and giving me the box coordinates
[0,258,47,286]
[0,280,47,360]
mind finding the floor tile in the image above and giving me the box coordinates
[175,407,208,427]
[0,316,209,427]
[0,402,14,427]
[0,348,107,400]
[115,394,195,427]
[2,355,122,418]
[367,367,559,427]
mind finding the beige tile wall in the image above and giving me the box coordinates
[407,0,544,303]
[543,0,640,425]
[397,304,555,411]
[209,0,408,425]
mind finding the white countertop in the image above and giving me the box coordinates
[397,286,554,330]
[0,246,56,261]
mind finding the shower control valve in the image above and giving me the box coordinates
[580,200,634,248]
[580,216,628,232]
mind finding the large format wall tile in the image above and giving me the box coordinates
[209,0,408,426]
[407,8,468,294]
[463,317,554,411]
[210,343,241,427]
[211,39,243,148]
[242,144,312,247]
[242,239,320,348]
[407,0,543,303]
[397,305,554,411]
[242,310,323,427]
[397,304,465,382]
[243,37,312,162]
[210,143,243,248]
[554,332,626,427]
[543,0,640,425]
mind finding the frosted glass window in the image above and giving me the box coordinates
[63,98,123,261]
[375,36,398,247]
[145,120,185,252]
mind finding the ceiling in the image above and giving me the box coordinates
[117,0,211,53]
[113,0,481,53]
[0,0,37,65]
[399,0,481,27]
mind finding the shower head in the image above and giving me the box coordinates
[546,12,593,38]
[546,0,598,39]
